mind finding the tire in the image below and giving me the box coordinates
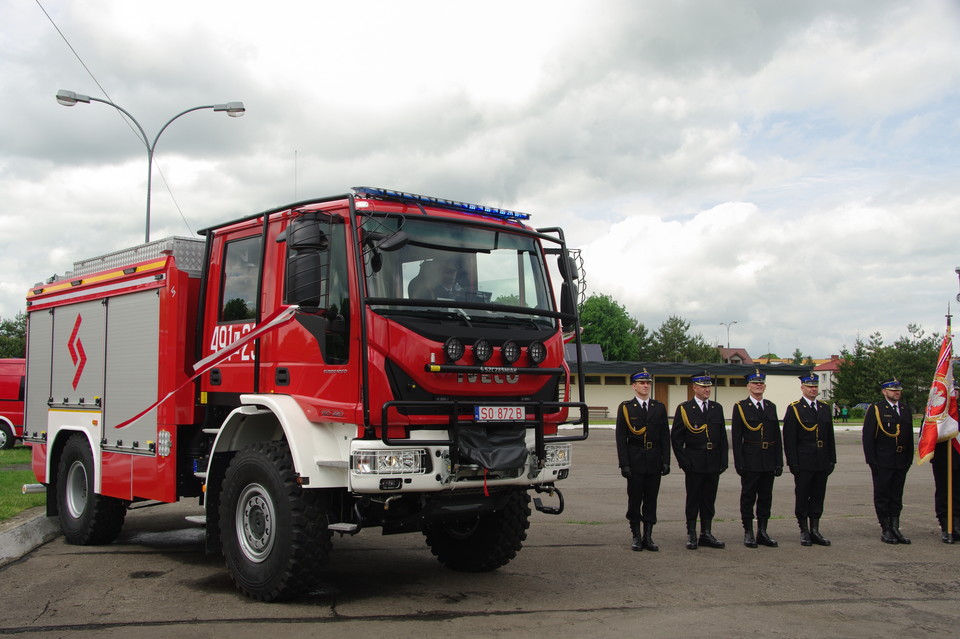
[219,440,332,602]
[0,423,13,450]
[423,488,531,572]
[56,435,127,545]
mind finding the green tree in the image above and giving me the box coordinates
[652,315,721,363]
[0,312,26,358]
[834,326,939,409]
[578,294,641,360]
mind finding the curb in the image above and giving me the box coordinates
[0,507,60,568]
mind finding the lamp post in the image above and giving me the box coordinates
[56,89,245,243]
[720,321,737,349]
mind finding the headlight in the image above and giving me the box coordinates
[544,443,572,467]
[352,449,427,475]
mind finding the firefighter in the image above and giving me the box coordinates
[616,369,670,551]
[731,369,783,548]
[672,371,728,549]
[783,373,837,546]
[862,377,914,544]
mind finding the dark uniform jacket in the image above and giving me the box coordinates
[783,400,837,472]
[862,401,914,469]
[615,397,670,474]
[731,398,783,473]
[671,399,728,474]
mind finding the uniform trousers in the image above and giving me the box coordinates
[931,443,960,524]
[869,465,907,520]
[740,471,775,521]
[684,472,720,523]
[625,473,662,524]
[793,469,829,520]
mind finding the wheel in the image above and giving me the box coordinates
[423,488,531,572]
[220,440,332,602]
[0,423,13,449]
[56,435,127,545]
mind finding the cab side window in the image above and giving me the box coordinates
[220,235,262,322]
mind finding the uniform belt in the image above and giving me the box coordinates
[799,442,825,450]
[629,440,659,449]
[685,442,716,450]
[745,440,776,449]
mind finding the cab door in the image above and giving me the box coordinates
[201,228,263,404]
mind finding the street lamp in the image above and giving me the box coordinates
[720,321,738,349]
[56,89,245,243]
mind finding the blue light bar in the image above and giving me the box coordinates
[352,186,531,221]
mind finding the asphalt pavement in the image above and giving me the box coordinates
[1,427,959,638]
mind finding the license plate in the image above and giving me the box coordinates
[474,405,525,422]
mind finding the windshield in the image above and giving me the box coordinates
[362,216,555,325]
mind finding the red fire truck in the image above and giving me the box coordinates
[0,358,25,449]
[23,187,588,601]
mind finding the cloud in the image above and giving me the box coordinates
[1,0,959,368]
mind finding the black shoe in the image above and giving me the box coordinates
[809,519,831,546]
[756,528,778,547]
[642,523,659,551]
[699,531,725,549]
[630,523,642,551]
[942,529,955,544]
[891,517,910,544]
[743,526,757,548]
[686,530,698,550]
[880,527,899,544]
[800,530,812,546]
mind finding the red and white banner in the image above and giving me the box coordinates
[918,332,960,464]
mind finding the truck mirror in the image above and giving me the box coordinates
[288,213,329,251]
[286,213,329,310]
[560,282,576,331]
[557,255,578,282]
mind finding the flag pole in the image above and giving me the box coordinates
[948,304,953,538]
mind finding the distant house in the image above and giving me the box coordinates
[814,355,844,402]
[718,347,754,365]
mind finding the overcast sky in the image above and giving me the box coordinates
[3,0,959,360]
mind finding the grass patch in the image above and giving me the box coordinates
[0,447,45,522]
[0,446,32,468]
[0,471,45,522]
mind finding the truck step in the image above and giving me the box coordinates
[185,515,206,526]
[328,522,359,534]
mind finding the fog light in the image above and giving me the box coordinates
[444,336,465,362]
[473,338,493,363]
[379,478,402,490]
[501,340,521,364]
[528,341,547,365]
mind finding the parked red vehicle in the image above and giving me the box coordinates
[0,358,25,449]
[23,187,588,601]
